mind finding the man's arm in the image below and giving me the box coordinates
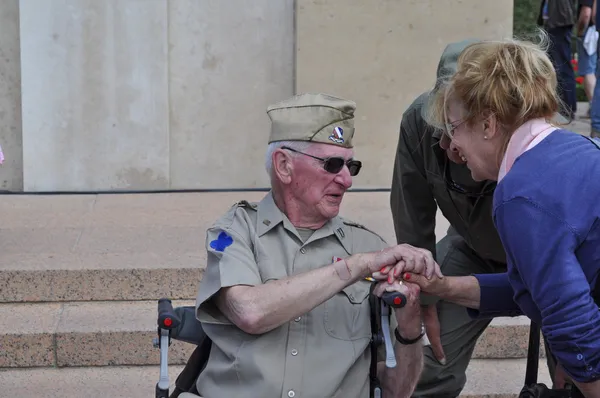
[215,254,369,334]
[390,101,438,257]
[577,0,593,36]
[199,224,439,335]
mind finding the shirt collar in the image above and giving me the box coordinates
[497,118,557,182]
[257,191,351,252]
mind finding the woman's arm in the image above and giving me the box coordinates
[400,272,523,318]
[495,198,600,386]
[435,275,481,309]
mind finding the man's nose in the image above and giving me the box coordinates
[439,133,451,150]
[334,165,353,188]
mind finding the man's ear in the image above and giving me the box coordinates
[272,150,293,185]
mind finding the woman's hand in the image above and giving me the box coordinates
[396,272,447,297]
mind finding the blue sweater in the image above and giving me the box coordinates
[471,129,600,383]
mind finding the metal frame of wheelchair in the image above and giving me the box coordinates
[153,289,408,398]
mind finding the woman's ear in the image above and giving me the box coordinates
[483,114,499,140]
[272,150,293,185]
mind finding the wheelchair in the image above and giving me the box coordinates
[153,287,408,398]
[153,296,587,398]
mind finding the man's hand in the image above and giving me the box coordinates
[373,279,424,397]
[422,304,446,365]
[373,279,422,335]
[553,363,570,389]
[366,244,442,282]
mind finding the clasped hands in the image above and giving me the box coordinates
[366,243,443,293]
[365,244,447,363]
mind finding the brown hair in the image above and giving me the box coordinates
[425,33,562,149]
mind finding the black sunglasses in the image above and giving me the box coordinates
[281,146,362,176]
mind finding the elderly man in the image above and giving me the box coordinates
[193,93,440,398]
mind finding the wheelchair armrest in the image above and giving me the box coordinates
[170,306,209,346]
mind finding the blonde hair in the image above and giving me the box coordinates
[425,32,562,148]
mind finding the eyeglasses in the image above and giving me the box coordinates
[281,146,362,176]
[444,118,467,139]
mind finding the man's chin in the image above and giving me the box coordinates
[320,203,341,219]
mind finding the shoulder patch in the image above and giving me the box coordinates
[209,231,233,252]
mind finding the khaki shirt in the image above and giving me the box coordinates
[195,192,393,398]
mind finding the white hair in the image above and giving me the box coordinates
[264,140,312,178]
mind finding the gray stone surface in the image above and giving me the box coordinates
[0,190,553,396]
[167,0,295,189]
[0,191,438,301]
[0,300,536,367]
[0,0,23,192]
[296,0,514,189]
[19,0,170,191]
[0,358,550,397]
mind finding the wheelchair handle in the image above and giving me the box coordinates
[381,291,407,309]
[158,298,181,330]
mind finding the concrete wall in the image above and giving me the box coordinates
[0,0,22,191]
[296,0,514,188]
[2,0,512,192]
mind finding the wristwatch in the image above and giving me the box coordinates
[394,325,425,345]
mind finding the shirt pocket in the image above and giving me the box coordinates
[323,280,372,341]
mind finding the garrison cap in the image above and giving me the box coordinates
[266,93,356,148]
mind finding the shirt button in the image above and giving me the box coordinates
[295,317,301,322]
[300,248,306,254]
[588,366,594,371]
[288,390,295,397]
[291,349,298,356]
[578,354,584,360]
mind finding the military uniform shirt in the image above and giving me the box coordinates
[195,192,394,398]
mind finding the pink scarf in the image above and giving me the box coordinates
[497,118,557,182]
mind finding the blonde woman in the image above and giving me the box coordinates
[390,35,600,397]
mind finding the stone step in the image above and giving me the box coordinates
[472,316,546,360]
[0,300,196,368]
[1,300,540,368]
[0,358,551,398]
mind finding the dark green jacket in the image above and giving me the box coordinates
[537,0,577,30]
[389,43,507,265]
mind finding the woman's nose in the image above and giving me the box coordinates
[449,140,459,152]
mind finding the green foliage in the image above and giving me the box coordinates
[513,0,541,39]
[513,1,588,102]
